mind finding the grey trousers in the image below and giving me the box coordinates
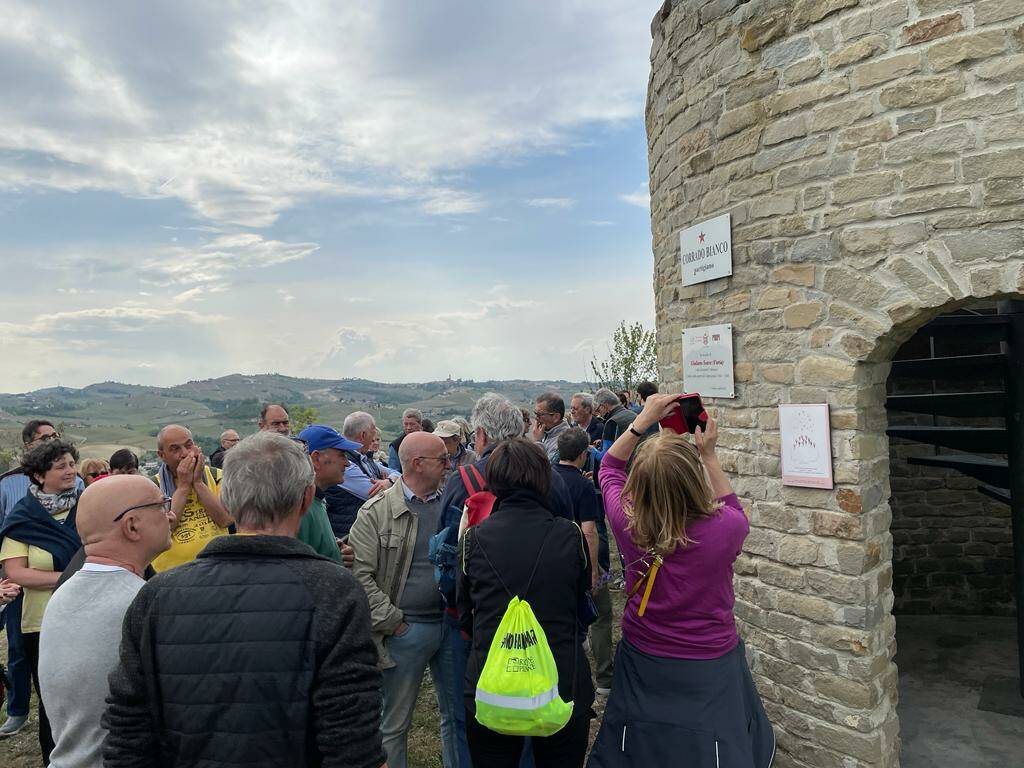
[589,583,614,689]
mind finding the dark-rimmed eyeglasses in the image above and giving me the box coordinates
[33,432,61,443]
[86,471,106,479]
[113,496,172,523]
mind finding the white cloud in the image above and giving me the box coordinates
[619,182,650,209]
[0,1,656,227]
[143,234,319,288]
[526,197,575,209]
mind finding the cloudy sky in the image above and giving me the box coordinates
[0,0,660,392]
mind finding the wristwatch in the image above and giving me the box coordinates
[628,425,645,438]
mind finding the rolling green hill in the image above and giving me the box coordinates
[0,374,590,463]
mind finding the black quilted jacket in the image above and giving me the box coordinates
[101,535,386,768]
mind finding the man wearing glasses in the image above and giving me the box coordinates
[38,474,173,767]
[349,431,458,768]
[0,419,84,740]
[150,425,233,573]
[531,392,570,465]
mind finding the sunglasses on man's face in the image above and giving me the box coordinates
[86,472,105,479]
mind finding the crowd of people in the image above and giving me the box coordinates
[0,385,774,768]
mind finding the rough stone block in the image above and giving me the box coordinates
[777,153,855,187]
[793,0,861,31]
[901,12,963,46]
[717,100,767,139]
[974,54,1024,84]
[963,148,1024,181]
[811,95,874,132]
[889,187,973,216]
[763,36,815,70]
[975,0,1024,25]
[717,291,752,312]
[851,51,921,89]
[798,355,857,385]
[785,302,825,328]
[767,78,850,116]
[901,160,956,189]
[983,115,1024,143]
[772,264,817,287]
[927,29,1007,71]
[763,113,811,146]
[884,124,975,163]
[838,221,927,255]
[943,229,1024,262]
[740,10,789,53]
[713,125,763,164]
[729,173,775,201]
[784,57,825,85]
[833,171,898,204]
[724,72,780,110]
[895,108,937,134]
[752,192,800,219]
[777,591,838,623]
[758,286,798,309]
[836,120,895,151]
[854,145,883,171]
[828,34,889,69]
[791,232,834,262]
[984,178,1024,205]
[804,185,828,209]
[752,135,830,172]
[878,73,964,109]
[940,87,1018,122]
[780,214,817,237]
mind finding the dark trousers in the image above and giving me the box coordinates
[3,597,30,718]
[22,631,54,765]
[466,712,590,768]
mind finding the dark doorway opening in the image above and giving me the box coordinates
[885,300,1024,766]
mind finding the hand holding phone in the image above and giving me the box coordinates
[659,394,708,434]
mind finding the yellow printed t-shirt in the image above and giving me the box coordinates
[0,509,69,633]
[152,466,228,572]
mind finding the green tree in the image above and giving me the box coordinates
[290,405,320,432]
[589,321,658,395]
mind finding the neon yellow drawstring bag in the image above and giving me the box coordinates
[470,527,575,737]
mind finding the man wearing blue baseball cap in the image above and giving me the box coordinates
[295,425,363,565]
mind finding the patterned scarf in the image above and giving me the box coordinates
[29,484,79,516]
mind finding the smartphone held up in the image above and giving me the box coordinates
[659,394,709,434]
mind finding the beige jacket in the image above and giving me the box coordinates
[348,480,418,669]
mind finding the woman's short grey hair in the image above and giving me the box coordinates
[342,411,375,438]
[402,408,423,422]
[594,388,619,408]
[471,393,524,444]
[572,392,594,410]
[221,432,314,529]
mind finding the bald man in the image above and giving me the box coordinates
[151,424,232,572]
[349,431,457,768]
[209,429,240,470]
[38,476,173,768]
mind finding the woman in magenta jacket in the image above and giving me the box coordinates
[588,393,774,768]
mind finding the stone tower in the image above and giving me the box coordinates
[647,1,1024,766]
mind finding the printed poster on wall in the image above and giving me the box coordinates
[779,404,834,489]
[681,323,735,399]
[680,212,732,286]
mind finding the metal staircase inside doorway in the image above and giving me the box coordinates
[885,301,1024,698]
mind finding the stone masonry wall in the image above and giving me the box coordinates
[647,1,1024,767]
